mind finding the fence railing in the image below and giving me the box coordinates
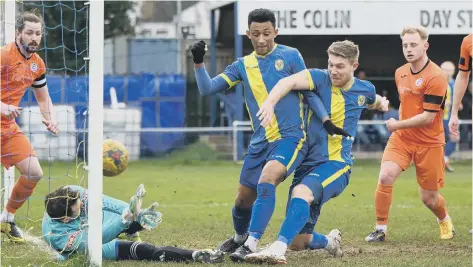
[16,119,472,162]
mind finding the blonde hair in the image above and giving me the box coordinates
[327,40,359,63]
[401,26,429,41]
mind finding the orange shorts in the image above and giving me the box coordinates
[1,122,36,169]
[382,134,445,191]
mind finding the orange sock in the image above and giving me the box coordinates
[432,195,447,221]
[375,183,393,225]
[5,175,39,214]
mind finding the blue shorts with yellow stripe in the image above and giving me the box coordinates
[290,160,351,234]
[239,137,306,189]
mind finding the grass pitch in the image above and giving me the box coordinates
[1,144,471,267]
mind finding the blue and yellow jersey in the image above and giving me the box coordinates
[442,78,455,121]
[302,69,376,166]
[219,44,306,145]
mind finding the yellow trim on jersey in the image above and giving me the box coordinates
[244,54,281,142]
[286,93,307,170]
[321,165,351,188]
[305,69,315,90]
[298,93,305,129]
[443,84,452,120]
[254,44,278,58]
[328,87,345,162]
[219,73,241,88]
[286,135,306,171]
[307,110,313,127]
[245,102,254,131]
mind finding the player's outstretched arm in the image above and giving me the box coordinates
[34,86,59,134]
[257,70,311,127]
[449,70,470,136]
[191,40,239,96]
[194,65,231,96]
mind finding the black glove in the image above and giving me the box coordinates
[190,40,207,64]
[323,120,352,138]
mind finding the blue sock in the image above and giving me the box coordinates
[445,140,456,157]
[248,183,276,240]
[232,206,252,236]
[277,197,310,245]
[309,232,328,249]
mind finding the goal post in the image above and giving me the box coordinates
[87,0,104,266]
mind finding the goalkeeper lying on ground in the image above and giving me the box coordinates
[42,184,223,263]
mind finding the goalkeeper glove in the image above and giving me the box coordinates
[191,40,207,64]
[122,184,146,223]
[122,184,162,231]
[323,120,354,141]
[137,202,162,231]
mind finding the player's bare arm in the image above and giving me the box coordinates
[0,101,22,119]
[34,85,59,134]
[385,110,436,132]
[449,34,472,136]
[449,70,470,136]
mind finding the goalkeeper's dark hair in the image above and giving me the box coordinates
[248,8,276,28]
[16,10,43,32]
[44,186,79,220]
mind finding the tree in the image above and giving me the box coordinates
[104,1,135,39]
[20,1,136,73]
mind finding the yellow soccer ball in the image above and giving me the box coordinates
[103,139,129,177]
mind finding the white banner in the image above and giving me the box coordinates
[237,1,472,35]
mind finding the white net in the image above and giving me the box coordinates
[1,1,90,265]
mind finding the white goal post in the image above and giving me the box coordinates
[1,1,104,266]
[87,1,104,266]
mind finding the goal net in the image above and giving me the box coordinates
[1,1,103,266]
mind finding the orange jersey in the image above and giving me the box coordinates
[393,60,447,147]
[458,34,472,72]
[1,42,46,126]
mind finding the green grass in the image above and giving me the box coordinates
[1,145,471,267]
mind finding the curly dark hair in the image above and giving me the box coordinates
[44,186,80,220]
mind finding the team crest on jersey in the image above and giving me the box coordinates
[415,78,423,87]
[274,59,284,71]
[65,231,81,249]
[358,95,366,106]
[30,63,38,72]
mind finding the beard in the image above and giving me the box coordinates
[19,36,39,53]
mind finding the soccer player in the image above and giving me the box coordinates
[440,61,459,172]
[449,34,472,139]
[366,26,454,242]
[244,40,388,264]
[190,8,346,262]
[42,184,223,263]
[1,11,59,243]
